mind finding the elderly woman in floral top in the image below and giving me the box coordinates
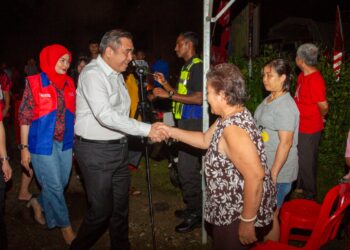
[160,63,276,249]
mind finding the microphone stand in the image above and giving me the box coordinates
[134,66,157,250]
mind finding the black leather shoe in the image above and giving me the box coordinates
[174,209,190,219]
[175,214,201,233]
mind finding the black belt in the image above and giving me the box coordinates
[75,135,127,144]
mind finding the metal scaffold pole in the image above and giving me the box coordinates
[202,0,236,245]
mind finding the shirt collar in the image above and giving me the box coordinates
[96,55,120,77]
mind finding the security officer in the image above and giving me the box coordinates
[153,31,203,233]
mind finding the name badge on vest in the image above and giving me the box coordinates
[39,93,52,98]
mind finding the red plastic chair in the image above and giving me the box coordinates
[252,184,350,250]
[279,183,350,243]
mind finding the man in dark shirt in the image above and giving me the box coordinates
[153,31,203,233]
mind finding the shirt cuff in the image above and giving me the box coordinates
[138,122,152,137]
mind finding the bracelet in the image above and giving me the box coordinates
[18,144,29,150]
[0,156,10,162]
[239,215,257,223]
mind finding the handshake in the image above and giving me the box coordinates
[148,122,173,142]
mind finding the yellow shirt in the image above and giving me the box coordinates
[125,73,140,120]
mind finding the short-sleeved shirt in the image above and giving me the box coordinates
[0,71,12,110]
[254,93,300,183]
[345,131,350,157]
[294,71,326,133]
[183,58,203,94]
[0,72,12,93]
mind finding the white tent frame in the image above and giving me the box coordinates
[202,0,237,244]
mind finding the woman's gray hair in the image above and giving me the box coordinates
[99,29,133,55]
[206,63,247,106]
[296,43,319,66]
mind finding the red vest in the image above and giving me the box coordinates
[27,72,75,155]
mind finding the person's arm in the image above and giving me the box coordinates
[345,132,350,167]
[270,131,294,184]
[18,81,34,171]
[2,91,10,117]
[346,157,350,168]
[0,122,11,182]
[152,72,176,92]
[159,120,217,149]
[222,125,265,245]
[79,71,166,141]
[152,72,203,105]
[153,87,202,104]
[20,125,31,171]
[318,100,328,119]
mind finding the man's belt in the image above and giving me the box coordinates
[75,135,127,144]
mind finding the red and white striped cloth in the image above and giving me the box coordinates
[333,5,344,82]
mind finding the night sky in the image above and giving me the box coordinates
[1,0,349,68]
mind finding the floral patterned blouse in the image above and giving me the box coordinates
[204,108,276,227]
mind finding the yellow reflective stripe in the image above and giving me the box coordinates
[180,71,189,80]
[173,102,182,119]
[192,58,202,64]
[177,83,187,95]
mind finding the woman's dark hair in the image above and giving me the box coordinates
[263,59,293,92]
[77,56,88,66]
[206,63,246,106]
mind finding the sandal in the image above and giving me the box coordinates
[18,194,37,208]
[129,187,141,196]
[27,195,46,225]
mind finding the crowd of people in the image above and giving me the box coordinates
[0,27,346,250]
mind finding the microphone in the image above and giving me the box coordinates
[131,60,154,76]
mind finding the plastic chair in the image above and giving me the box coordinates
[279,183,350,243]
[252,184,350,250]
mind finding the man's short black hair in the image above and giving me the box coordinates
[181,31,199,50]
[88,39,99,45]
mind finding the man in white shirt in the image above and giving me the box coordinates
[70,29,166,250]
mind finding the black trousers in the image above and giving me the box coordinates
[70,140,130,250]
[297,131,322,198]
[0,174,7,250]
[177,119,203,214]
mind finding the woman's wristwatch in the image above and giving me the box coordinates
[18,144,29,150]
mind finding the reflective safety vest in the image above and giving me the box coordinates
[173,57,203,120]
[27,72,75,155]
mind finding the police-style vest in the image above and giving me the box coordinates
[173,57,203,120]
[27,72,75,155]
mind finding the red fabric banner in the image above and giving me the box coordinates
[333,5,344,81]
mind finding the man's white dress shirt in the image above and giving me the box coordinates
[75,55,151,140]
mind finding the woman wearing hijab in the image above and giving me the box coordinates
[18,44,76,244]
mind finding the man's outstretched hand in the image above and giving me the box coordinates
[148,122,169,142]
